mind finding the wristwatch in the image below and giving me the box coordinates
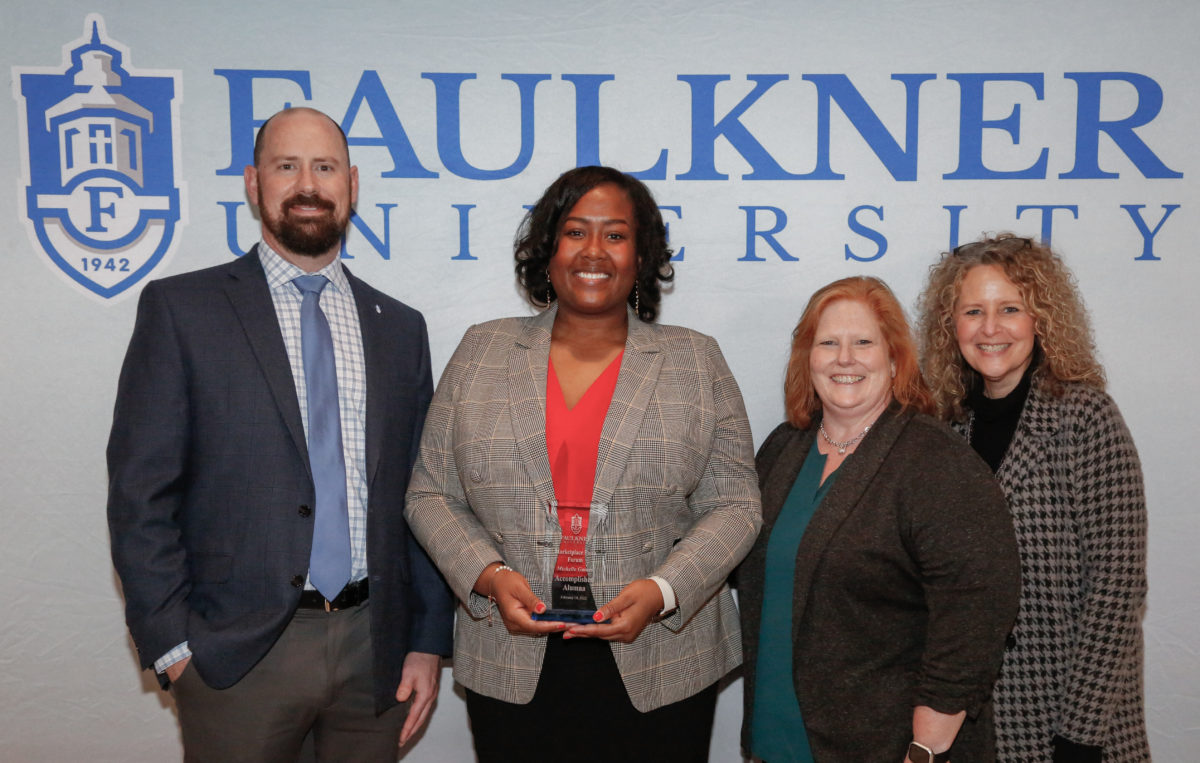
[907,741,952,763]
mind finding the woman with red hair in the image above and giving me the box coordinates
[739,276,1021,762]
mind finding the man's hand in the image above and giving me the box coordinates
[165,656,190,684]
[395,652,442,747]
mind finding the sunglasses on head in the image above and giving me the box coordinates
[951,236,1033,258]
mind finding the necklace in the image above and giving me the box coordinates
[819,422,871,455]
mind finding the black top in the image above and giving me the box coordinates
[965,357,1037,472]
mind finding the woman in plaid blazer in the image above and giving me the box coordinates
[405,167,762,762]
[919,235,1150,762]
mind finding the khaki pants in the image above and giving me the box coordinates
[171,601,405,763]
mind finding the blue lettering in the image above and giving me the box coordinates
[844,205,887,261]
[1061,73,1183,179]
[562,74,668,179]
[738,206,796,261]
[451,204,477,260]
[342,71,437,178]
[85,185,122,232]
[1015,204,1078,244]
[562,74,611,167]
[678,75,807,180]
[346,204,396,260]
[218,200,254,256]
[944,205,968,250]
[944,73,1048,180]
[423,73,551,180]
[214,69,312,175]
[659,205,685,261]
[805,74,935,181]
[1121,204,1179,261]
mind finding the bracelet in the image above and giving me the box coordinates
[484,564,515,626]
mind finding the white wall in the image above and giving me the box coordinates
[2,1,1196,759]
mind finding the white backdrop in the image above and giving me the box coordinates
[2,1,1196,760]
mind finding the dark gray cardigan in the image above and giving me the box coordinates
[738,403,1021,762]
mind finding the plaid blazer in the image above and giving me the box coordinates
[405,305,762,711]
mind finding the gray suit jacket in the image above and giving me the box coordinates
[405,305,762,711]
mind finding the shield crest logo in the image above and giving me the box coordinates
[570,514,583,535]
[12,14,187,300]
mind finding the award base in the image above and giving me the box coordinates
[531,608,608,625]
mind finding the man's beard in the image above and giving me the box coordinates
[260,190,349,257]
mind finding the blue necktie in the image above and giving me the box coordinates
[293,274,351,601]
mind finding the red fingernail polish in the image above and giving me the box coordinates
[593,611,604,622]
[535,603,546,614]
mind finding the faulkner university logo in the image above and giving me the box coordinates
[13,15,186,299]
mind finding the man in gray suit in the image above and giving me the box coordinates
[107,107,453,761]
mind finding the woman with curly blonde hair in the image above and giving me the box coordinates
[917,234,1149,763]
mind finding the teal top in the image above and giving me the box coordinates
[749,440,838,763]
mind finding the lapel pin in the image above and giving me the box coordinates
[375,304,381,314]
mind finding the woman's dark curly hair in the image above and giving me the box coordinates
[514,166,675,322]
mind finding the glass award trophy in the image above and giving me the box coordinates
[531,499,608,624]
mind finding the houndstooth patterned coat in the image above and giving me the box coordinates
[404,305,762,711]
[958,381,1150,761]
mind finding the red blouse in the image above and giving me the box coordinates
[545,352,623,584]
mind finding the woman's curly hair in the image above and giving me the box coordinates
[514,166,674,322]
[917,233,1106,422]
